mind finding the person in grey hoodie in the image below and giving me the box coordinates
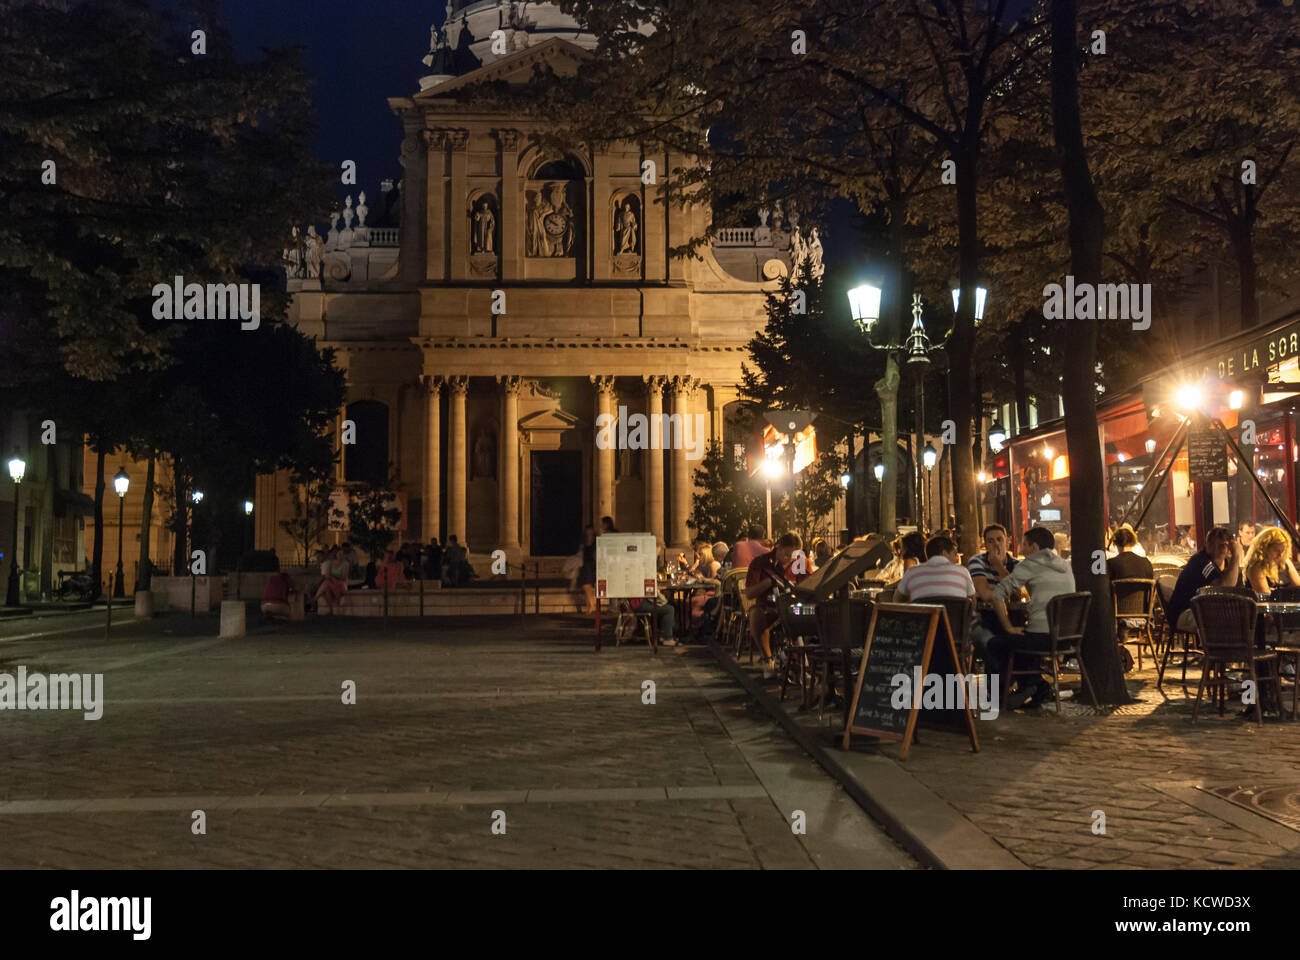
[988,526,1077,708]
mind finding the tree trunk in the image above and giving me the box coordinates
[1231,213,1258,331]
[136,450,155,591]
[1050,0,1127,704]
[951,136,981,557]
[91,444,105,600]
[1011,324,1031,432]
[171,460,187,576]
[875,351,900,537]
[40,444,55,599]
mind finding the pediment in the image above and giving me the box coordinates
[518,407,581,433]
[415,38,590,100]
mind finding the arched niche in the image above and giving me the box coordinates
[522,154,587,280]
[611,190,642,277]
[467,189,500,278]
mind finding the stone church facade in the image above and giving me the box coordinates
[255,2,806,566]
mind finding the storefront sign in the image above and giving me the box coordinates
[1187,428,1228,483]
[1201,320,1300,382]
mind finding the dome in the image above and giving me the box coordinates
[439,1,595,71]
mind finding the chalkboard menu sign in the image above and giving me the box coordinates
[1187,428,1228,483]
[842,603,979,759]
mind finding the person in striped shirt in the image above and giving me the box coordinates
[896,535,976,602]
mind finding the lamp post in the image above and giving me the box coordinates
[244,499,254,555]
[848,282,902,537]
[6,455,26,606]
[188,489,203,573]
[113,467,129,598]
[762,456,783,540]
[922,444,938,531]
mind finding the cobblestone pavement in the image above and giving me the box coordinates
[759,650,1300,870]
[0,613,915,869]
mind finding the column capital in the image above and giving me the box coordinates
[494,128,519,150]
[422,129,446,150]
[642,374,669,396]
[670,375,701,398]
[497,374,525,397]
[589,375,617,398]
[420,374,445,396]
[446,128,470,149]
[448,375,469,397]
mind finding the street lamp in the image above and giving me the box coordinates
[874,463,885,482]
[988,418,1006,453]
[762,453,784,540]
[243,500,254,515]
[923,444,938,469]
[847,283,883,331]
[113,467,129,598]
[839,472,851,489]
[6,455,26,606]
[191,490,204,504]
[952,286,988,323]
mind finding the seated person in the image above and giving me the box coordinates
[731,525,767,570]
[968,523,1020,670]
[1239,520,1257,551]
[442,535,472,586]
[987,526,1078,709]
[375,549,406,592]
[810,537,833,571]
[1107,525,1153,580]
[896,535,976,602]
[314,546,349,614]
[745,533,808,679]
[1243,525,1300,596]
[1166,526,1243,633]
[260,571,297,620]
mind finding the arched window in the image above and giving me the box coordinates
[344,400,389,487]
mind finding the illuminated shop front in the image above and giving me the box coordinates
[1000,313,1300,556]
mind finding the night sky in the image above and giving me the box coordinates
[219,0,443,203]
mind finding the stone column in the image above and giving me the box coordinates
[495,129,520,280]
[420,375,443,541]
[447,129,470,281]
[643,375,667,544]
[591,375,616,527]
[497,376,523,554]
[669,376,698,552]
[447,376,469,544]
[423,130,447,280]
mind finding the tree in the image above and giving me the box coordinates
[689,441,767,543]
[280,475,335,567]
[773,457,844,548]
[1049,0,1126,702]
[342,484,403,563]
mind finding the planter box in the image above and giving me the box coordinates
[151,575,225,613]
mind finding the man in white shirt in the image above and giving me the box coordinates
[896,536,977,602]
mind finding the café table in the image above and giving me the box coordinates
[1253,600,1300,718]
[660,578,718,637]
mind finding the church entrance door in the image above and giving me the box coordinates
[530,450,582,556]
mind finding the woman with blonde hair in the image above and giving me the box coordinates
[1243,525,1300,596]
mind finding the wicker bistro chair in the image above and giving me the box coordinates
[1002,592,1100,715]
[914,596,975,673]
[1189,593,1283,723]
[775,593,821,706]
[1112,578,1158,670]
[717,567,748,649]
[1156,575,1200,689]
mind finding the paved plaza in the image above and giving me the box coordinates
[0,611,913,869]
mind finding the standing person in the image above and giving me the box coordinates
[1166,526,1244,634]
[1243,525,1300,596]
[987,526,1079,709]
[314,546,349,615]
[577,524,598,614]
[423,537,442,580]
[1238,521,1258,552]
[442,535,469,586]
[731,525,766,569]
[745,533,807,678]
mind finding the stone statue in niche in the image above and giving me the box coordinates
[616,198,639,255]
[473,428,497,479]
[303,225,324,279]
[807,227,824,280]
[471,198,496,254]
[527,183,575,257]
